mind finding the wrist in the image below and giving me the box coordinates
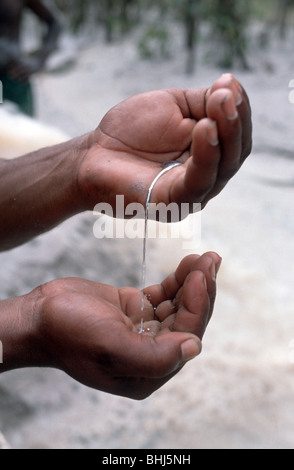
[76,129,105,211]
[0,290,42,372]
[69,131,95,210]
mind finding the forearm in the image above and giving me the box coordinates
[0,134,90,251]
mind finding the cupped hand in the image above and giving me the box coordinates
[34,252,221,399]
[79,73,252,213]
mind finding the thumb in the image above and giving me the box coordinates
[114,331,202,379]
[180,336,203,363]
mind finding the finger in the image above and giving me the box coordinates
[207,73,243,106]
[208,74,252,164]
[194,252,220,323]
[106,330,203,399]
[172,253,220,338]
[182,87,210,121]
[236,85,253,164]
[108,327,202,380]
[143,254,202,306]
[175,251,221,289]
[172,118,221,205]
[205,89,242,197]
[119,287,155,324]
[172,270,210,339]
[146,252,221,325]
[145,252,221,309]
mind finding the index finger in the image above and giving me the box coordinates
[143,254,201,307]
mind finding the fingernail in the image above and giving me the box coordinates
[233,78,243,106]
[231,79,243,106]
[201,271,207,288]
[181,338,202,363]
[222,74,242,106]
[209,260,216,281]
[235,88,243,106]
[222,93,238,120]
[233,84,243,106]
[206,121,219,146]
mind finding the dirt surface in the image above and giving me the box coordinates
[0,23,294,449]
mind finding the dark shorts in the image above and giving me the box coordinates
[0,72,34,117]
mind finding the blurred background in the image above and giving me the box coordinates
[0,0,294,449]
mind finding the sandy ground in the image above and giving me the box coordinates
[1,22,294,449]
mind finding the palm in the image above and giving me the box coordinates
[98,90,198,163]
[39,253,220,399]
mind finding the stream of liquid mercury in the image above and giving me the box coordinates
[138,162,182,334]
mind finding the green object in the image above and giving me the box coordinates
[0,72,34,117]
